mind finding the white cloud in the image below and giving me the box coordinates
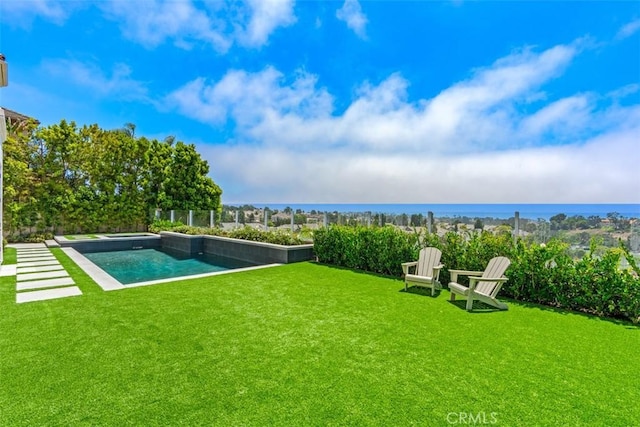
[176,44,577,154]
[607,84,640,100]
[202,124,640,203]
[167,40,640,203]
[616,19,640,40]
[42,59,149,102]
[336,0,368,39]
[100,0,295,52]
[101,0,231,51]
[0,0,78,27]
[238,0,297,47]
[520,95,593,138]
[166,66,333,126]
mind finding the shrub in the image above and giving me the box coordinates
[7,232,54,243]
[149,221,303,245]
[228,227,303,245]
[148,220,184,233]
[314,225,419,276]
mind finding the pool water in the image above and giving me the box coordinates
[82,248,256,285]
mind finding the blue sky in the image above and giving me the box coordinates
[1,0,639,204]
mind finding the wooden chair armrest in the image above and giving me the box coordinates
[448,269,484,283]
[469,276,508,282]
[401,261,418,275]
[432,264,444,282]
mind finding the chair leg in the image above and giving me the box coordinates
[450,292,456,301]
[465,296,474,311]
[431,285,435,297]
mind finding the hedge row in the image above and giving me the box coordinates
[313,225,640,323]
[313,226,421,276]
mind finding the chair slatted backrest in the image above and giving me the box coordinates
[417,247,442,279]
[477,256,511,296]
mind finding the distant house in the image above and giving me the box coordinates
[243,209,261,223]
[2,107,39,133]
[271,212,291,222]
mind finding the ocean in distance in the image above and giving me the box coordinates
[245,204,640,221]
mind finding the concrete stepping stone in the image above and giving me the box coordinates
[17,255,56,262]
[16,286,82,303]
[17,270,69,282]
[0,265,17,277]
[17,251,53,256]
[11,243,46,249]
[17,277,76,291]
[17,249,51,254]
[45,240,60,248]
[17,255,53,260]
[15,260,60,268]
[17,265,65,274]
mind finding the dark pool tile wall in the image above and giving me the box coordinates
[202,236,314,264]
[160,232,203,255]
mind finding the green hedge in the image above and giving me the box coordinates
[314,225,420,276]
[313,225,640,323]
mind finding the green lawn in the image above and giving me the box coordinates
[63,234,99,240]
[1,247,638,426]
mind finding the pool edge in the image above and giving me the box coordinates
[61,247,125,291]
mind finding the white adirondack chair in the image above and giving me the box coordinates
[401,247,444,296]
[448,256,511,311]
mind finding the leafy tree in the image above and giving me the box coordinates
[159,142,222,214]
[410,214,423,227]
[3,119,223,237]
[550,213,567,230]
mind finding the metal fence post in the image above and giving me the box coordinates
[514,211,520,244]
[170,210,175,223]
[210,210,214,228]
[427,211,434,234]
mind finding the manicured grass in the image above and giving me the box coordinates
[64,234,99,240]
[1,249,639,425]
[3,247,17,264]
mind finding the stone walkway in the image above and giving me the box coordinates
[8,243,82,303]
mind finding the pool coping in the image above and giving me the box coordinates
[56,233,158,242]
[61,247,282,291]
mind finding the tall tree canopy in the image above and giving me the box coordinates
[4,119,222,235]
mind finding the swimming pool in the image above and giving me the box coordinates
[81,248,256,285]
